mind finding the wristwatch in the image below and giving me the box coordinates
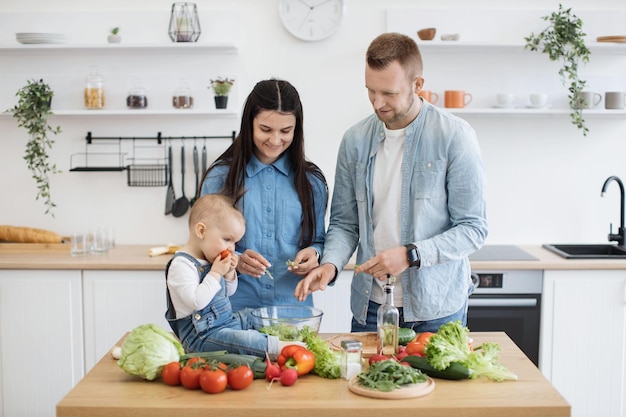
[404,244,421,269]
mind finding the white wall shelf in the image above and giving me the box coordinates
[415,41,626,55]
[0,42,238,54]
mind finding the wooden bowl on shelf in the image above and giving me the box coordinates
[417,28,436,41]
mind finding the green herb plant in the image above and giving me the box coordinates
[6,79,61,216]
[209,77,235,96]
[110,27,120,35]
[524,4,591,136]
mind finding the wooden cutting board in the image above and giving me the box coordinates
[327,332,378,357]
[348,376,435,399]
[597,35,626,43]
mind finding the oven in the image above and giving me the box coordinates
[467,269,542,366]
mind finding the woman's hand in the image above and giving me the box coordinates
[286,247,320,276]
[236,249,271,278]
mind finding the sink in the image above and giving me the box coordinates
[543,243,626,259]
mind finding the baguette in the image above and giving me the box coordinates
[0,225,63,244]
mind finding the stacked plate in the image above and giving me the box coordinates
[16,33,65,44]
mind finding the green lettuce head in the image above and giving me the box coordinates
[117,323,184,380]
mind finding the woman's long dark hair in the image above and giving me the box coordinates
[200,79,327,248]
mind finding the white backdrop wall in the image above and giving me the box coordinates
[1,0,625,247]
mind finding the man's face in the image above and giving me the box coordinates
[365,60,421,130]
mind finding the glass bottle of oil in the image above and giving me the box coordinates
[377,283,399,355]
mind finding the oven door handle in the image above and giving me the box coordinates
[468,298,537,308]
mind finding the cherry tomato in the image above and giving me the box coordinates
[368,354,390,365]
[227,365,254,390]
[161,361,182,386]
[219,249,231,259]
[180,365,203,390]
[199,368,228,394]
[185,357,207,367]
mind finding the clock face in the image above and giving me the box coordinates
[279,0,344,41]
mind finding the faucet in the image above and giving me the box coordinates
[601,175,626,246]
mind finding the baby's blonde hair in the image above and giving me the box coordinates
[188,194,244,230]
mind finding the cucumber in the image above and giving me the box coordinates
[402,355,471,380]
[398,327,417,345]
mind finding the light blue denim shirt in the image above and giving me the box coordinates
[201,153,327,310]
[322,101,488,324]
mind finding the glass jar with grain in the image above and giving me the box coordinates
[84,65,105,109]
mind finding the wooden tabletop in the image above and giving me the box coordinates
[56,332,570,417]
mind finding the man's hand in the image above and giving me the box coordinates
[294,263,336,301]
[354,246,409,280]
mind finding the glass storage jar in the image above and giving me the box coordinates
[126,79,148,109]
[173,78,194,109]
[84,65,105,109]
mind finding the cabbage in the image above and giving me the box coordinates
[117,323,184,380]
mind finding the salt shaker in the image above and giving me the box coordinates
[340,340,362,380]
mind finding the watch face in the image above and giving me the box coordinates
[279,0,344,41]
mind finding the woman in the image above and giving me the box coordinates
[200,79,328,310]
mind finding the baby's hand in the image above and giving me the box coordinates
[211,253,232,277]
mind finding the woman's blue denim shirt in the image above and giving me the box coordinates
[321,101,488,324]
[201,153,328,310]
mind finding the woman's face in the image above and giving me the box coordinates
[252,110,296,164]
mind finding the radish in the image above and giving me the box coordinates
[265,352,282,382]
[278,368,298,386]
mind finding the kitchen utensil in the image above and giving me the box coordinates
[348,376,435,399]
[201,141,207,175]
[165,145,176,215]
[171,145,190,217]
[190,144,199,206]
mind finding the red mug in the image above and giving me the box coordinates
[444,90,473,108]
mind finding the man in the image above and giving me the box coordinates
[294,32,488,333]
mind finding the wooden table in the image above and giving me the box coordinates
[56,332,570,417]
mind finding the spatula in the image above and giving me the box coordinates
[165,145,176,215]
[172,144,190,217]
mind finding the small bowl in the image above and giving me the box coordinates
[251,305,323,341]
[417,28,436,41]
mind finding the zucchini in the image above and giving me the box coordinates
[402,355,471,380]
[398,327,417,345]
[180,352,267,379]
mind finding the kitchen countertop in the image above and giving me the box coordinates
[1,243,626,271]
[56,332,570,417]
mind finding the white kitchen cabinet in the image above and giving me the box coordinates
[82,270,170,372]
[0,270,83,417]
[541,270,626,417]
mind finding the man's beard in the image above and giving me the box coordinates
[376,94,415,127]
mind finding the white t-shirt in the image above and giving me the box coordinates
[371,126,405,306]
[167,253,238,318]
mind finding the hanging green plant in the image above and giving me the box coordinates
[6,79,62,216]
[524,4,591,136]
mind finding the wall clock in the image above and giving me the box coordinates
[278,0,344,42]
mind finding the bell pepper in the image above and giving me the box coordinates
[277,345,315,376]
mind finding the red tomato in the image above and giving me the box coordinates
[161,361,181,386]
[199,368,228,394]
[185,357,207,367]
[368,354,390,365]
[395,351,408,361]
[219,249,231,259]
[180,365,203,390]
[227,365,254,390]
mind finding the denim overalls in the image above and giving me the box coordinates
[165,252,278,357]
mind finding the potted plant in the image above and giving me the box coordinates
[524,4,591,136]
[107,27,121,43]
[209,77,234,109]
[5,79,62,216]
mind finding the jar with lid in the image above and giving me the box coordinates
[173,78,194,109]
[126,79,148,109]
[340,340,362,380]
[84,65,105,109]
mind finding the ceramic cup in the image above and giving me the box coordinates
[496,93,515,107]
[70,233,89,256]
[605,92,626,110]
[576,91,602,109]
[444,90,472,108]
[529,93,548,108]
[418,90,439,104]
